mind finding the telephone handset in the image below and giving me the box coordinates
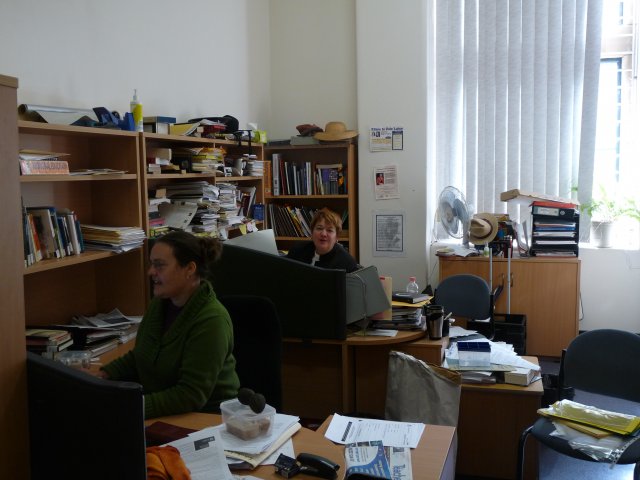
[275,453,340,480]
[297,453,340,479]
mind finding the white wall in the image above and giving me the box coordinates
[268,0,356,140]
[0,0,271,128]
[355,0,429,291]
[579,247,640,332]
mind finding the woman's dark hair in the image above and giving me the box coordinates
[154,231,222,278]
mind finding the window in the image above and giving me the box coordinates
[593,0,640,247]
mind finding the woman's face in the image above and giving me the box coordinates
[312,220,338,255]
[148,242,195,304]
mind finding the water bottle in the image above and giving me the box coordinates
[406,276,420,293]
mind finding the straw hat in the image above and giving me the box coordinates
[314,121,358,141]
[468,213,499,245]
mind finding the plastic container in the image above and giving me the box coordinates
[55,350,92,369]
[457,341,491,367]
[220,398,275,440]
[406,276,419,293]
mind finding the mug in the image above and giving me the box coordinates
[425,304,444,340]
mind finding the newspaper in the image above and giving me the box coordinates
[344,441,412,480]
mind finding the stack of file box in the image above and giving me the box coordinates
[529,201,580,257]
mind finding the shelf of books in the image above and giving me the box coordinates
[141,132,264,242]
[263,142,358,259]
[18,120,148,360]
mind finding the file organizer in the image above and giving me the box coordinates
[529,201,580,257]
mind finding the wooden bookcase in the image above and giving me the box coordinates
[263,142,358,259]
[19,121,148,326]
[438,255,581,356]
[1,74,29,479]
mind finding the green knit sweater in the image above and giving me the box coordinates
[102,281,240,419]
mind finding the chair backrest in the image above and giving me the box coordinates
[385,351,461,426]
[562,328,640,403]
[434,273,492,320]
[219,294,283,412]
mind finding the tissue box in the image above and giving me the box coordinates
[220,398,275,440]
[457,341,491,367]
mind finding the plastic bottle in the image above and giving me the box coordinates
[130,89,143,132]
[406,276,420,293]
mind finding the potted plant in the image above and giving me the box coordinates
[580,186,630,248]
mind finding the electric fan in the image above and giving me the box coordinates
[436,186,472,247]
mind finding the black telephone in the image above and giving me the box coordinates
[275,453,340,480]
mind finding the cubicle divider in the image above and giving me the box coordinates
[210,244,348,340]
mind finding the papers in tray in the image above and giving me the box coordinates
[161,413,301,478]
[71,308,141,328]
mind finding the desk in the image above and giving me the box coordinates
[145,412,344,480]
[282,333,542,480]
[281,330,425,418]
[148,412,456,480]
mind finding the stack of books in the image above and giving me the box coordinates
[370,294,429,331]
[26,328,73,354]
[80,225,146,253]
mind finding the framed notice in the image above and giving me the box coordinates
[370,127,404,152]
[373,211,405,257]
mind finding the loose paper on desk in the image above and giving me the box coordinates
[325,414,424,448]
[167,428,234,480]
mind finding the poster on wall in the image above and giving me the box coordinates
[373,211,405,257]
[370,127,404,152]
[374,165,399,200]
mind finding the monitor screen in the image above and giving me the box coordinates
[27,352,147,480]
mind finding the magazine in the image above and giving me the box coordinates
[344,440,412,480]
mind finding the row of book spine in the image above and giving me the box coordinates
[266,204,319,238]
[267,156,347,196]
[22,203,84,267]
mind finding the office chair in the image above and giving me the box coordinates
[219,294,283,412]
[517,329,640,480]
[433,274,496,339]
[385,351,461,427]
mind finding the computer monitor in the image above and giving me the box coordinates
[345,265,392,324]
[26,352,147,480]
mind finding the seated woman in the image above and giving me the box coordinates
[98,231,240,419]
[286,207,359,272]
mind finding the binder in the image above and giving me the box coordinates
[532,202,578,218]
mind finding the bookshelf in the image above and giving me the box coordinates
[1,74,29,478]
[19,121,148,327]
[263,142,358,259]
[140,133,264,241]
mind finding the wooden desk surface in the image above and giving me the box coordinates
[283,329,426,346]
[146,412,345,480]
[317,416,456,480]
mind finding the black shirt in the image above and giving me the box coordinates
[286,241,359,272]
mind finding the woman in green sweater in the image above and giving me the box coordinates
[99,231,240,419]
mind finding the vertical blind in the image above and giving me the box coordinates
[430,0,604,229]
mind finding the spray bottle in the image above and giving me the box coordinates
[130,89,143,132]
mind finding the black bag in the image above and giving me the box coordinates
[188,115,239,133]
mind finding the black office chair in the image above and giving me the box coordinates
[517,329,640,480]
[433,273,497,339]
[219,294,283,412]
